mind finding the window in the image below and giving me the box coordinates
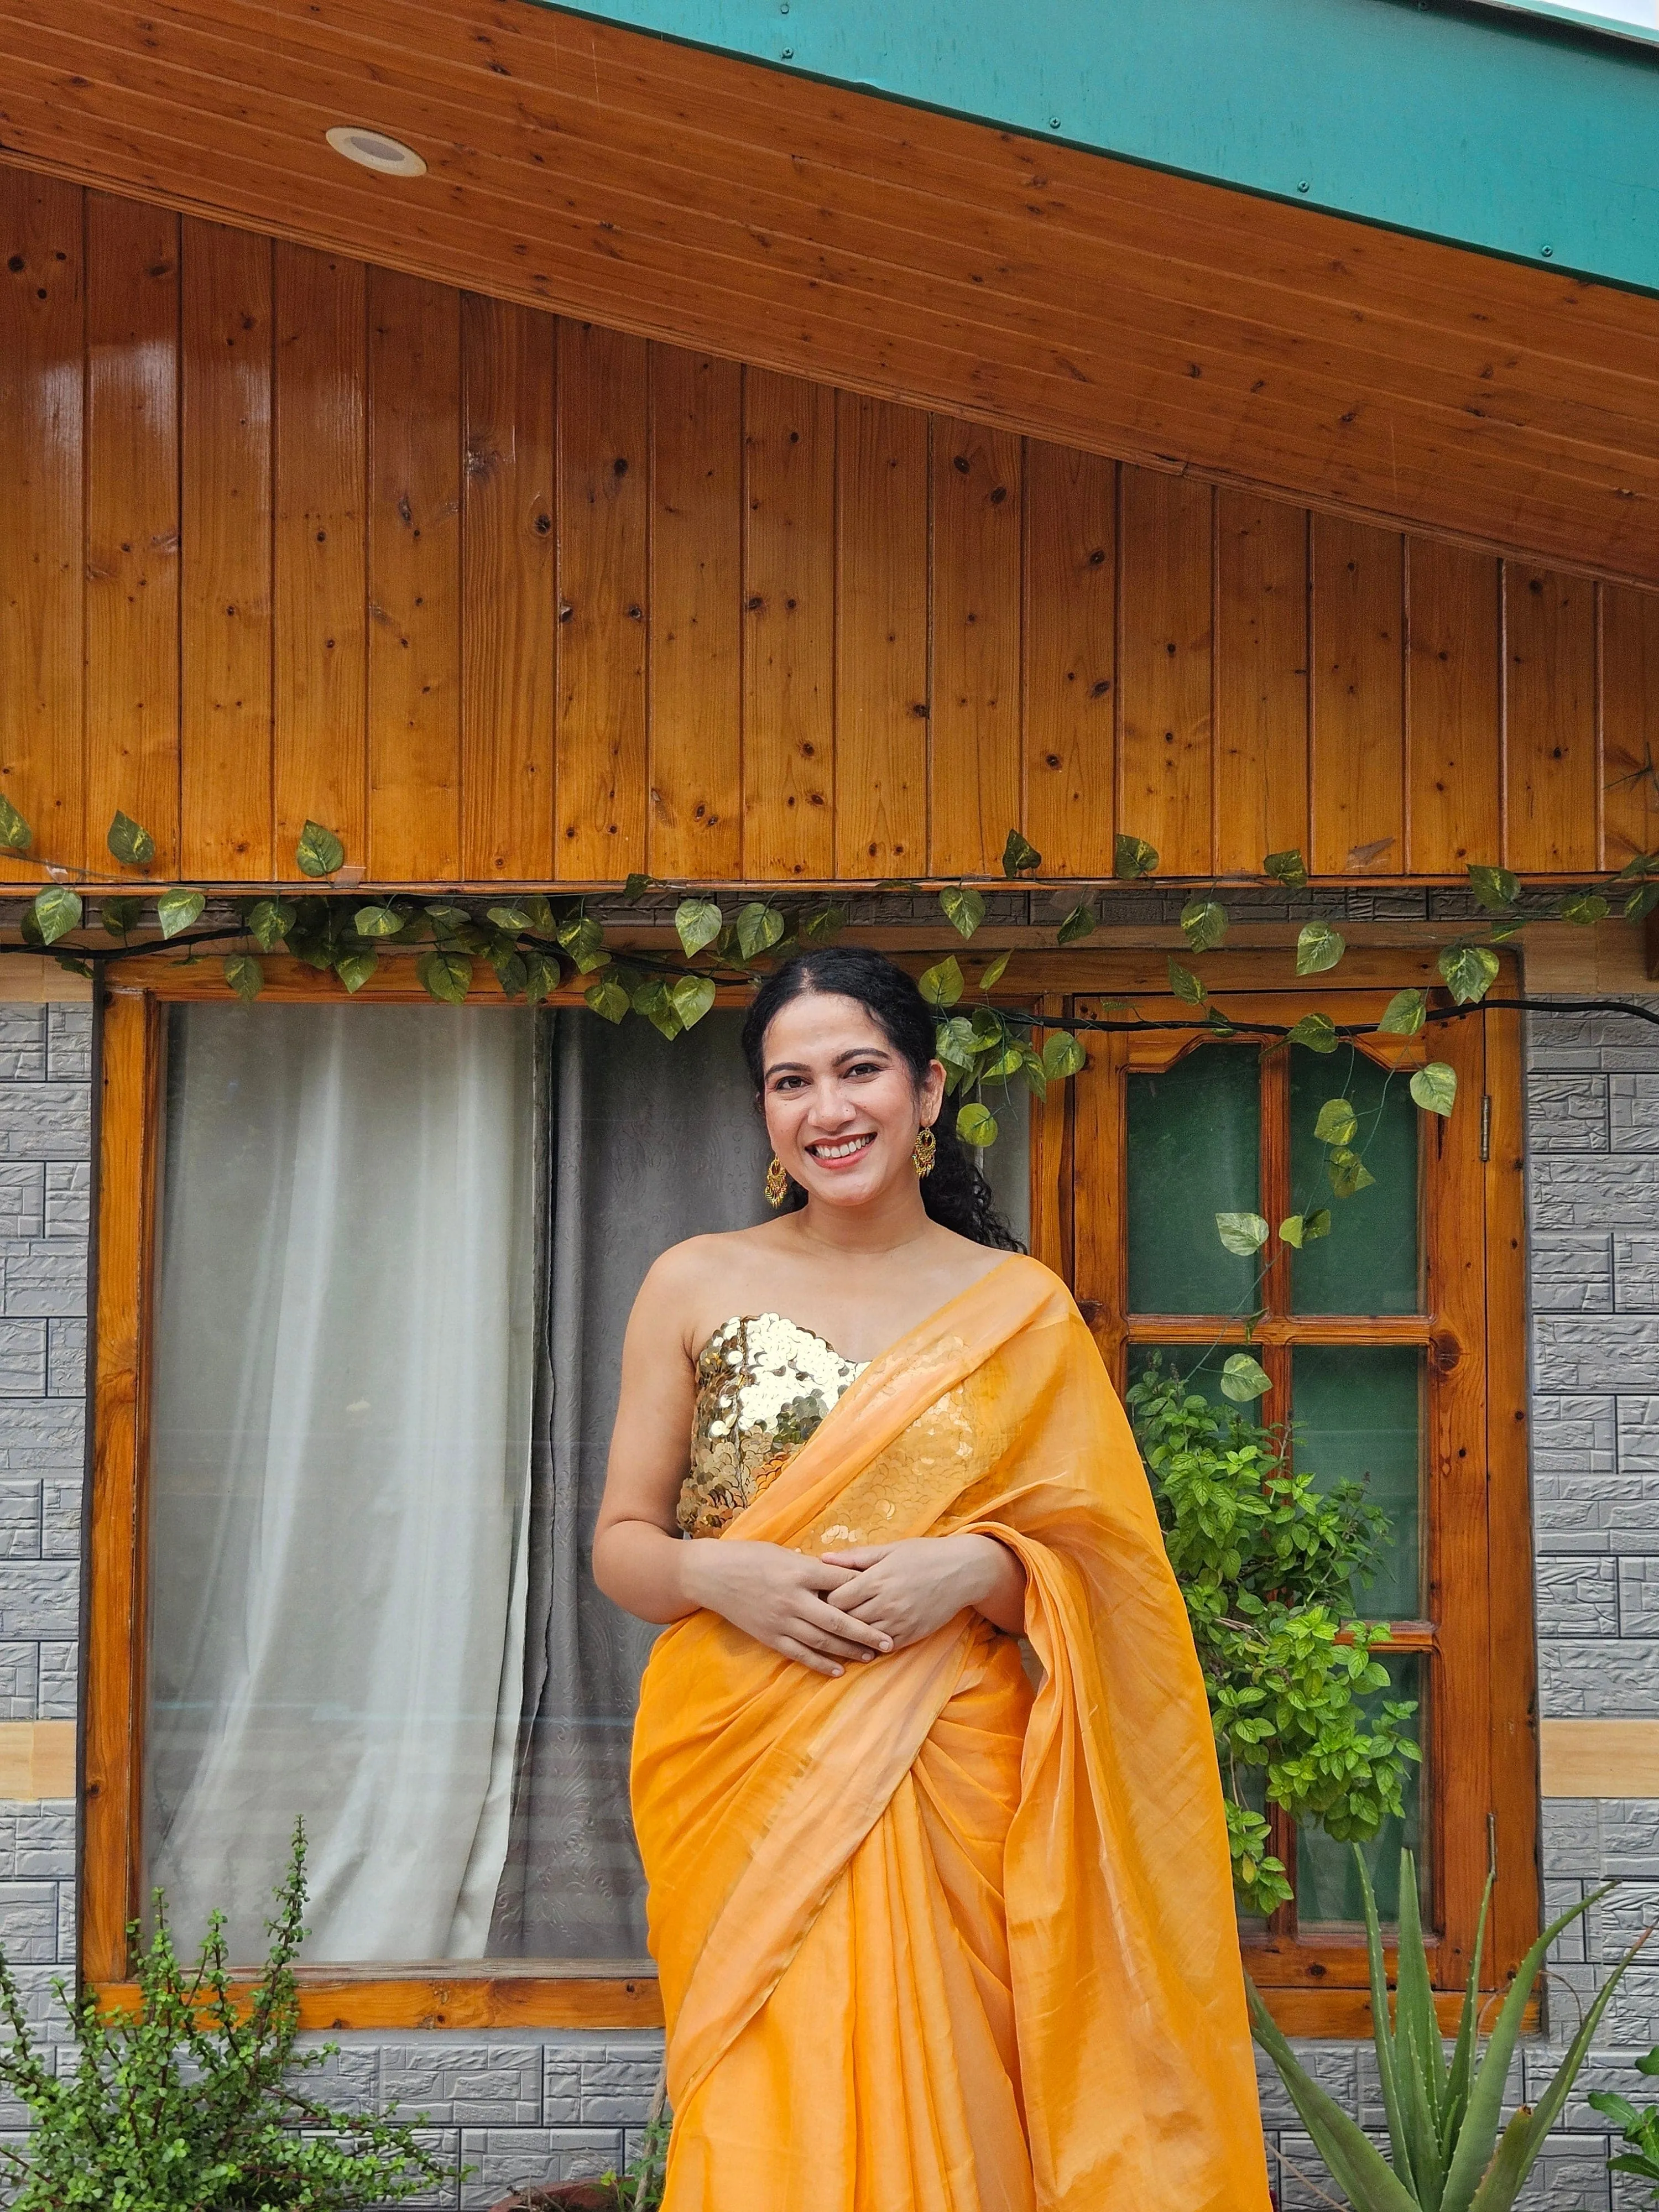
[86,956,1527,2037]
[1073,977,1537,2031]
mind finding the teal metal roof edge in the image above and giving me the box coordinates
[540,0,1659,297]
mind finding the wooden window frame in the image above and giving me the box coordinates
[85,947,1534,2038]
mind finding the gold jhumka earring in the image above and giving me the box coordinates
[911,1125,937,1177]
[764,1155,790,1208]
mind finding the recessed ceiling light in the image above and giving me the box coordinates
[325,126,427,177]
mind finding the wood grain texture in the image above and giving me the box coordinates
[929,418,1022,875]
[7,179,1659,888]
[1022,442,1115,877]
[99,1973,666,2032]
[461,292,555,880]
[1504,567,1599,874]
[648,346,742,879]
[0,168,84,878]
[274,244,366,872]
[1540,1720,1659,1797]
[180,218,272,879]
[367,268,461,881]
[85,193,179,878]
[84,990,159,1982]
[836,393,928,878]
[0,1721,75,1801]
[742,369,836,879]
[1214,493,1307,877]
[1599,583,1659,867]
[1311,515,1405,877]
[1118,470,1213,875]
[4,7,1659,587]
[556,320,649,880]
[1406,538,1500,874]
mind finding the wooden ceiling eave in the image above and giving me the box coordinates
[5,0,1659,581]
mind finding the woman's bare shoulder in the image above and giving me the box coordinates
[632,1225,784,1339]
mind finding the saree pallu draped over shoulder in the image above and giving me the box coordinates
[631,1256,1272,2212]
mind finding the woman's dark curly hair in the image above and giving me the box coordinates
[740,946,1025,1253]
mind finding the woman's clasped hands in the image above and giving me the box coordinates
[682,1532,1023,1677]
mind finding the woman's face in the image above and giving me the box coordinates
[759,991,945,1213]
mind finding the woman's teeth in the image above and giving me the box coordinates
[810,1134,874,1161]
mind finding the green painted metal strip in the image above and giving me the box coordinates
[543,0,1659,294]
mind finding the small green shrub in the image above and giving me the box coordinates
[0,1822,448,2210]
[1590,2044,1659,2195]
[1127,1356,1420,1912]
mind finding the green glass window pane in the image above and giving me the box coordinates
[1295,1653,1425,1928]
[1293,1344,1422,1619]
[1128,1047,1260,1314]
[1288,1045,1420,1314]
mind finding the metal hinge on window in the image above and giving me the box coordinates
[1480,1095,1491,1162]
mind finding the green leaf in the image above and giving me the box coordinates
[246,897,295,952]
[557,914,610,972]
[736,901,787,959]
[353,904,404,938]
[674,898,723,957]
[1288,1011,1339,1053]
[1167,958,1207,1004]
[1113,832,1159,879]
[1615,849,1659,881]
[1378,987,1428,1037]
[295,820,345,878]
[1247,1981,1422,2212]
[1215,1211,1269,1255]
[1328,1146,1378,1197]
[1220,1354,1272,1404]
[940,884,987,940]
[485,903,532,933]
[622,872,660,901]
[1041,1029,1087,1079]
[799,902,846,944]
[671,973,717,1029]
[1314,1097,1359,1146]
[417,947,472,1004]
[100,895,143,938]
[1279,1214,1307,1249]
[637,978,684,1039]
[918,955,964,1009]
[1467,862,1519,911]
[218,952,261,1001]
[1303,1206,1332,1242]
[1206,1005,1237,1038]
[156,886,206,940]
[1262,848,1308,893]
[1625,880,1659,924]
[585,974,630,1024]
[517,893,558,937]
[334,949,378,995]
[1001,828,1042,877]
[1055,900,1096,945]
[978,946,1013,991]
[490,943,529,996]
[1295,920,1347,975]
[0,792,32,854]
[107,810,155,868]
[1560,889,1610,926]
[1438,942,1500,1005]
[957,1101,999,1147]
[1180,898,1229,952]
[31,886,82,946]
[1410,1061,1457,1116]
[521,950,560,1005]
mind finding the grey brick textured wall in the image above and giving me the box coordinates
[4,976,1658,2207]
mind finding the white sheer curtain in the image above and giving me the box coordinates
[147,1004,538,1962]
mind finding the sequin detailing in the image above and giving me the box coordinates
[679,1314,867,1538]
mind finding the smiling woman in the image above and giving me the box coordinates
[593,946,1272,2212]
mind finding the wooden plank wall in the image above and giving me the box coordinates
[3,174,1656,890]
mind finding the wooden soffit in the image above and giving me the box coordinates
[3,1,1659,583]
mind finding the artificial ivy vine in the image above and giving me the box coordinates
[4,795,1657,1395]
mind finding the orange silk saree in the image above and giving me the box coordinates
[631,1255,1271,2211]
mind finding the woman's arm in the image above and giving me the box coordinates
[591,1253,893,1677]
[821,1534,1027,1643]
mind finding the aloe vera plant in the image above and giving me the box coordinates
[1248,1848,1640,2211]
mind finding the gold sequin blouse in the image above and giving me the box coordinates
[677,1314,868,1539]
